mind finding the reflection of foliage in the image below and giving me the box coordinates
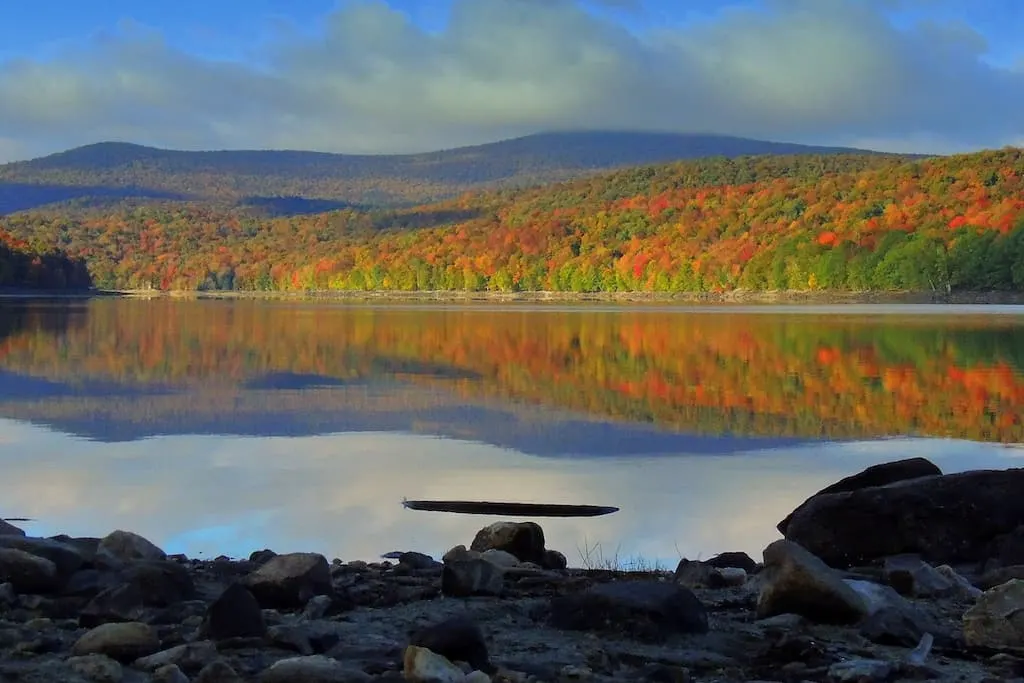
[0,300,1022,443]
[4,149,1023,293]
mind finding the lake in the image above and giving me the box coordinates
[1,297,1023,569]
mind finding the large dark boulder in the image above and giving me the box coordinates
[784,467,1024,568]
[778,457,942,535]
[549,580,708,640]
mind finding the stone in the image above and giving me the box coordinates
[964,579,1024,652]
[470,522,546,565]
[96,530,166,563]
[410,616,492,673]
[674,559,726,589]
[152,664,191,683]
[465,672,492,683]
[882,555,955,597]
[206,582,267,639]
[981,566,1024,591]
[859,606,941,647]
[259,654,371,683]
[827,658,893,683]
[71,621,161,662]
[549,580,708,639]
[992,527,1024,568]
[302,594,334,620]
[403,645,467,683]
[481,549,520,568]
[123,560,196,606]
[778,457,942,534]
[0,547,60,593]
[0,519,25,536]
[542,549,568,571]
[716,567,748,587]
[398,551,439,570]
[64,568,122,599]
[80,582,146,628]
[756,540,869,624]
[0,536,84,579]
[935,565,983,600]
[785,467,1024,568]
[244,552,333,608]
[195,660,245,683]
[442,558,504,597]
[134,641,219,673]
[66,654,124,683]
[706,551,759,574]
[0,581,15,605]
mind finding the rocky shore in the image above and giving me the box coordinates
[4,457,1024,682]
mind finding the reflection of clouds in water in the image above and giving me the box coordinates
[0,418,1018,567]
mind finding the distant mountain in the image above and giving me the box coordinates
[0,131,899,213]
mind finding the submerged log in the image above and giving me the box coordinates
[401,499,619,518]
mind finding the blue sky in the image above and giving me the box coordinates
[0,0,1021,161]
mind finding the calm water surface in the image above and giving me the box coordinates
[1,298,1023,568]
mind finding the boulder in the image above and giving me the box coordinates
[409,616,492,673]
[134,641,219,674]
[96,530,166,564]
[259,655,371,683]
[783,467,1024,568]
[244,552,333,608]
[0,519,25,536]
[71,621,161,662]
[756,540,869,624]
[882,555,955,597]
[205,583,267,639]
[542,549,568,571]
[441,558,504,597]
[549,580,708,639]
[80,582,147,627]
[470,521,546,564]
[123,560,196,606]
[0,535,85,578]
[0,547,60,593]
[778,457,942,535]
[152,664,190,683]
[964,579,1024,652]
[66,654,124,683]
[402,646,466,683]
[195,661,245,683]
[706,551,759,574]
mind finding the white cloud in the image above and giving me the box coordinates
[0,0,1021,161]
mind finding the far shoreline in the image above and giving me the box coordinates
[4,286,1024,306]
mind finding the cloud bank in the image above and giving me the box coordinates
[0,0,1021,161]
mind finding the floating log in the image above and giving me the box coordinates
[401,499,619,517]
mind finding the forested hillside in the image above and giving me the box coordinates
[0,228,92,289]
[0,132,896,212]
[1,148,1022,294]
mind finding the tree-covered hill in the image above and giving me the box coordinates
[2,147,1021,294]
[0,131,903,212]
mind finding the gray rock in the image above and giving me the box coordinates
[0,581,15,605]
[0,519,25,536]
[706,551,759,573]
[258,654,371,683]
[402,645,466,683]
[756,540,869,624]
[302,594,334,620]
[205,582,266,640]
[549,580,708,639]
[152,664,190,683]
[784,467,1024,568]
[96,530,166,564]
[0,547,60,593]
[481,549,520,568]
[71,621,161,662]
[134,641,218,673]
[964,579,1024,652]
[0,535,85,579]
[80,582,146,628]
[980,565,1024,591]
[122,560,195,606]
[66,654,124,683]
[542,549,568,571]
[194,660,245,683]
[674,559,727,589]
[244,552,333,608]
[882,555,954,597]
[397,551,438,570]
[470,521,546,564]
[828,658,893,682]
[410,616,492,673]
[935,564,983,600]
[442,558,504,597]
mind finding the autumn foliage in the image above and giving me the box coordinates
[1,148,1023,293]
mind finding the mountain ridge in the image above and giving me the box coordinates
[0,130,914,213]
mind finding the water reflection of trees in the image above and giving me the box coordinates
[0,299,1022,443]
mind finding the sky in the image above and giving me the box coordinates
[0,0,1022,162]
